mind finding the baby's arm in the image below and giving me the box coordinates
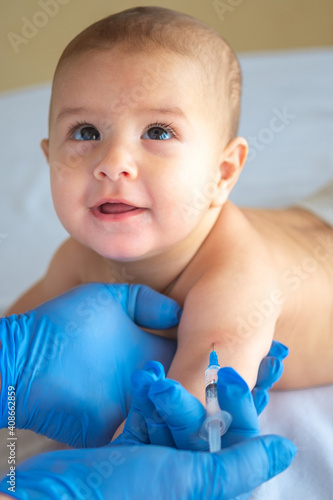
[167,263,278,402]
[5,238,84,315]
[111,265,272,441]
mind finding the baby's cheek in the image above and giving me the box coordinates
[49,138,94,181]
[49,154,85,183]
[49,179,82,234]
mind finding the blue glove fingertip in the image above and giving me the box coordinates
[252,388,269,415]
[131,362,165,393]
[149,379,181,398]
[217,367,250,394]
[268,341,289,360]
[261,357,284,388]
[131,284,182,328]
[142,360,165,379]
[148,379,182,415]
[161,301,182,326]
[131,369,157,394]
[265,436,297,477]
[272,358,284,377]
[176,306,183,322]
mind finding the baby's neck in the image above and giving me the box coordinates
[105,206,222,295]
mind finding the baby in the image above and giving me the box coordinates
[7,7,333,404]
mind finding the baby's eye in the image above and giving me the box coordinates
[72,125,100,141]
[142,123,175,141]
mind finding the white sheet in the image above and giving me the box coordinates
[1,48,333,497]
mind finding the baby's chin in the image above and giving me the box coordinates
[86,238,161,263]
[93,245,147,262]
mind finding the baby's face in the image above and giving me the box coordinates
[43,47,227,260]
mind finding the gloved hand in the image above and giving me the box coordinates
[252,340,289,415]
[121,341,289,449]
[0,434,296,500]
[0,283,180,447]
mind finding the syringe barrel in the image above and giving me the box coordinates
[205,365,220,415]
[200,353,233,450]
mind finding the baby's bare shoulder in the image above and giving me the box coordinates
[196,202,333,307]
[242,206,333,270]
[202,203,275,273]
[175,204,333,390]
[5,238,92,314]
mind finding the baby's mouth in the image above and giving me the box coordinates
[98,202,138,215]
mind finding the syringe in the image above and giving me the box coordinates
[199,345,232,452]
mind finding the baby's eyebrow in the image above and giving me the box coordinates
[55,105,189,123]
[56,107,89,122]
[142,106,189,122]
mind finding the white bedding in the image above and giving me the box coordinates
[1,48,333,497]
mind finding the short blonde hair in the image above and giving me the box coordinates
[53,6,241,140]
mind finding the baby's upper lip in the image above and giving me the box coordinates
[91,197,146,215]
[92,197,140,208]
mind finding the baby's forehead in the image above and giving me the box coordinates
[49,47,215,131]
[51,46,211,106]
[54,43,208,80]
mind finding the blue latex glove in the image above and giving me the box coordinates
[0,434,296,500]
[0,356,296,500]
[122,341,289,449]
[0,283,180,447]
[252,340,289,415]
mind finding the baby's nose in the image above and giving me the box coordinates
[93,142,138,182]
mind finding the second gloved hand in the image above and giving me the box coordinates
[0,283,180,447]
[0,434,296,500]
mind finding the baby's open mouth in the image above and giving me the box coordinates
[98,202,138,215]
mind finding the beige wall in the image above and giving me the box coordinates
[1,0,333,93]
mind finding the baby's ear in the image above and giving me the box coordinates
[40,139,50,163]
[211,137,248,207]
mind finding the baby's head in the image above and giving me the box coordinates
[42,7,248,261]
[50,6,241,141]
